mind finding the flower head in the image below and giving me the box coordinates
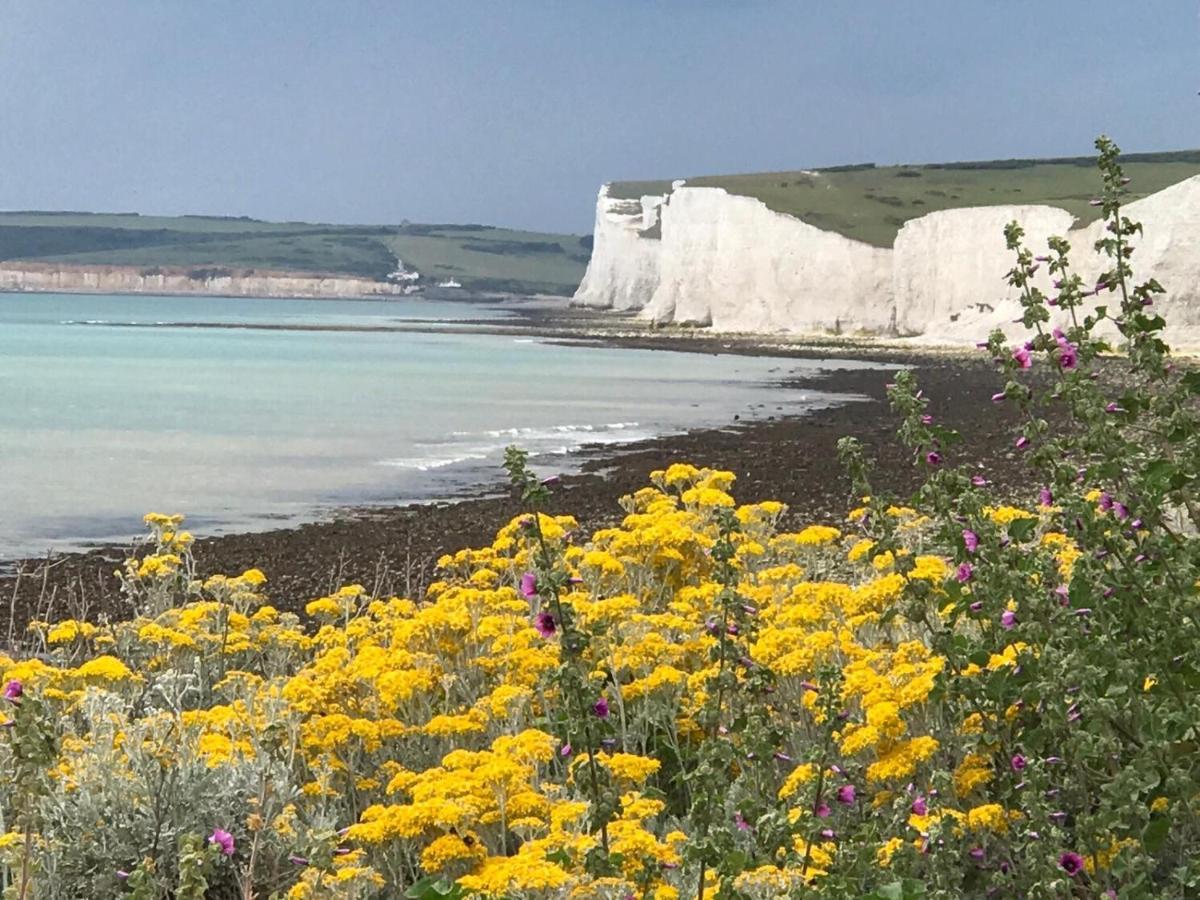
[1011,754,1027,772]
[1058,851,1085,876]
[956,563,974,583]
[209,829,235,857]
[2,680,22,702]
[1000,610,1017,630]
[1012,346,1032,369]
[962,529,979,553]
[533,612,556,638]
[592,697,610,719]
[519,572,538,599]
[926,451,942,467]
[836,784,856,805]
[1038,487,1053,507]
[911,796,928,816]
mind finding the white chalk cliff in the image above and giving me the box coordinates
[574,175,1200,348]
[573,186,665,311]
[0,263,410,299]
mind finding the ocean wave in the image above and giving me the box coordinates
[448,422,641,440]
[377,452,490,472]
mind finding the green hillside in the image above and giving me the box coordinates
[0,212,590,295]
[611,149,1200,248]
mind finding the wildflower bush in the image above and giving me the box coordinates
[2,137,1199,898]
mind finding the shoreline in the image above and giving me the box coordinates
[0,313,1026,638]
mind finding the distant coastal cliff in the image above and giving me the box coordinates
[0,262,409,299]
[574,172,1200,347]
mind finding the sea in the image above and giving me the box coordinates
[0,292,878,559]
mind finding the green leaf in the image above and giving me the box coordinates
[1144,815,1171,854]
[1008,517,1037,542]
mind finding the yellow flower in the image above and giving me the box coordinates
[72,655,137,683]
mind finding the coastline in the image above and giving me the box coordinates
[0,310,1025,638]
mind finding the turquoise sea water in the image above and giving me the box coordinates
[0,293,876,558]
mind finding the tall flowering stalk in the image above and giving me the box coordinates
[502,448,618,868]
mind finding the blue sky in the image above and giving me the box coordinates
[0,1,1196,232]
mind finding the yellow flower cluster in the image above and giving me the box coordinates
[0,467,1101,896]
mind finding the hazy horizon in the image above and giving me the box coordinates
[2,1,1197,233]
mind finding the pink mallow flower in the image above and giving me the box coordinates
[956,563,974,583]
[1012,346,1032,369]
[519,572,538,599]
[836,785,856,805]
[592,697,610,719]
[926,451,942,467]
[911,796,928,816]
[3,680,22,702]
[1000,610,1018,630]
[533,612,556,638]
[1059,851,1085,876]
[962,529,979,553]
[1038,487,1054,507]
[1011,754,1027,772]
[209,829,235,857]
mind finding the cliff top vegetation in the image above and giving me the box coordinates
[0,211,590,295]
[610,148,1200,248]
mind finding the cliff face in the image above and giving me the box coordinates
[0,263,408,299]
[644,187,893,333]
[574,175,1200,347]
[572,186,666,311]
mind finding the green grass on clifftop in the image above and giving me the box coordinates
[611,149,1200,247]
[0,212,590,295]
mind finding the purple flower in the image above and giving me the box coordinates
[1011,754,1027,772]
[971,475,988,487]
[969,601,984,613]
[800,680,818,693]
[773,750,792,762]
[1000,610,1017,630]
[519,572,538,599]
[541,475,561,486]
[962,529,979,553]
[726,623,740,636]
[560,742,572,757]
[911,796,928,816]
[1059,345,1078,371]
[814,802,831,818]
[533,612,556,638]
[1059,851,1085,876]
[288,855,309,866]
[592,697,610,719]
[734,812,752,832]
[920,414,934,425]
[1015,436,1030,450]
[969,846,985,861]
[3,680,22,702]
[926,451,942,467]
[1113,502,1129,521]
[209,828,235,857]
[956,563,974,583]
[116,871,130,881]
[836,784,857,805]
[1012,346,1032,369]
[1038,487,1053,507]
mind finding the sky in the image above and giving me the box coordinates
[0,1,1196,233]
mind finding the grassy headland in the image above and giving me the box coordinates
[610,148,1200,247]
[0,211,591,295]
